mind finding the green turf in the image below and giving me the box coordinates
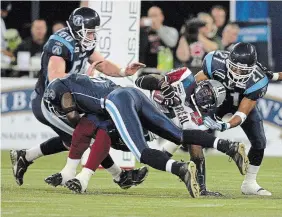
[1,150,282,217]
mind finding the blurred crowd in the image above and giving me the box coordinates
[1,2,66,77]
[1,2,240,77]
[140,5,240,75]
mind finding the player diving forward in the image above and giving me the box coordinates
[10,7,147,188]
[43,72,249,198]
[135,67,229,196]
[196,42,276,195]
[48,68,228,195]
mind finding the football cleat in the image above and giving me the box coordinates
[241,181,272,196]
[65,178,86,194]
[226,142,249,175]
[44,173,63,187]
[10,150,33,186]
[178,161,200,198]
[114,166,149,189]
[200,189,223,197]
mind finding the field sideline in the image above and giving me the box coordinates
[1,151,282,217]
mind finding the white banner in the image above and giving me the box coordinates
[89,0,141,87]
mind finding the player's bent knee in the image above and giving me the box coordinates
[72,117,97,145]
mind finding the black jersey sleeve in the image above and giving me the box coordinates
[244,76,269,101]
[44,34,75,61]
[244,85,268,101]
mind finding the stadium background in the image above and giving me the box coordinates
[1,1,282,164]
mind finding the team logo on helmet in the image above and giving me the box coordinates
[44,89,56,100]
[73,15,83,26]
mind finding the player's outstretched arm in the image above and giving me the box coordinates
[257,61,282,81]
[226,98,256,129]
[88,51,145,77]
[204,97,256,131]
[47,56,67,82]
[267,71,282,81]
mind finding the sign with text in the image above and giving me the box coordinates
[89,0,141,87]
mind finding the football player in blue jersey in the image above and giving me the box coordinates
[10,7,146,188]
[43,72,249,198]
[196,42,273,195]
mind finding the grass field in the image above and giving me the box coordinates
[1,150,282,217]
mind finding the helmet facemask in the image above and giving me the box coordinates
[76,24,100,50]
[193,80,226,113]
[194,84,216,113]
[226,59,255,86]
[67,21,100,51]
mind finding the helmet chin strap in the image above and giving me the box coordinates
[66,21,78,40]
[190,94,203,117]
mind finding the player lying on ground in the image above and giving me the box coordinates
[43,73,249,198]
[10,7,147,189]
[196,42,274,195]
[135,67,229,196]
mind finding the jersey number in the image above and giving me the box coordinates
[252,70,264,83]
[230,92,239,106]
[71,53,88,74]
[58,32,73,42]
[214,51,229,59]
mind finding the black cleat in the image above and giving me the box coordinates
[200,189,223,197]
[10,150,33,186]
[178,161,200,198]
[226,142,249,175]
[65,178,85,194]
[44,173,63,187]
[114,166,149,189]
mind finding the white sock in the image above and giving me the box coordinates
[244,165,260,183]
[165,159,176,173]
[213,138,219,149]
[162,142,178,156]
[61,157,80,175]
[106,164,122,181]
[25,146,43,162]
[77,167,94,183]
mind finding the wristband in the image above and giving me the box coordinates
[272,73,279,81]
[225,123,231,130]
[119,68,126,77]
[233,111,247,124]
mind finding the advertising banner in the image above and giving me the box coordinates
[88,0,141,87]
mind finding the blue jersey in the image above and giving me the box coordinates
[36,28,94,94]
[202,50,269,107]
[47,73,118,115]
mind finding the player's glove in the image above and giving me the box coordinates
[203,116,230,132]
[160,82,181,107]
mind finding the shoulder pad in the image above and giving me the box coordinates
[45,32,75,61]
[244,76,269,95]
[202,51,215,78]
